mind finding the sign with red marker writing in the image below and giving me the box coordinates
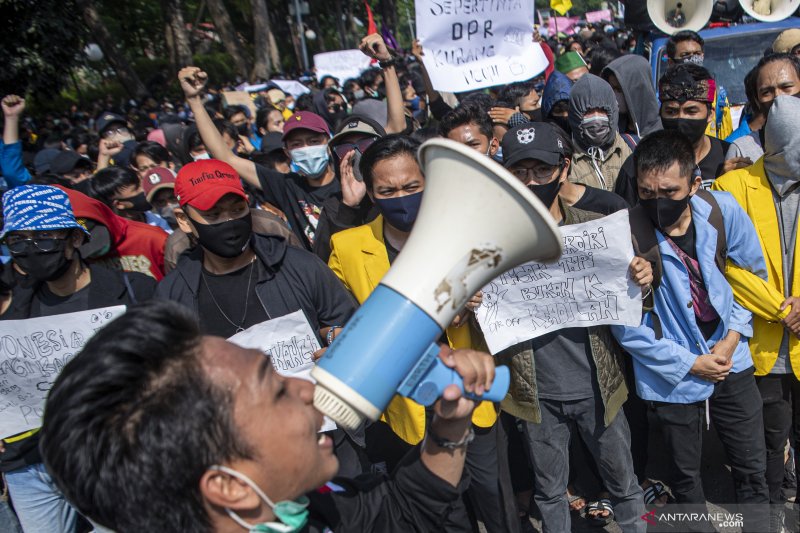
[416,0,548,92]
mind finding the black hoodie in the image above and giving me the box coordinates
[602,55,662,140]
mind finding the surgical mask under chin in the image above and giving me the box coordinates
[209,465,309,533]
[352,89,365,101]
[290,145,330,178]
[192,152,211,161]
[580,115,613,148]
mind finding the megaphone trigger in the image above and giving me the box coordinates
[398,343,511,406]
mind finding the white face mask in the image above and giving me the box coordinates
[208,465,310,533]
[192,152,211,161]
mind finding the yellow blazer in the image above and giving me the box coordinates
[328,215,498,444]
[712,159,800,376]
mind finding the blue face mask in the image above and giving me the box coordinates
[375,191,423,232]
[406,96,421,112]
[289,144,330,179]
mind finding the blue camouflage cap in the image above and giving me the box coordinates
[1,185,90,239]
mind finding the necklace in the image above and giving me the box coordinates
[201,257,256,334]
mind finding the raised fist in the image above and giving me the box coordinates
[178,67,208,99]
[2,95,25,118]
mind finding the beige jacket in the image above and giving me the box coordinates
[569,134,632,192]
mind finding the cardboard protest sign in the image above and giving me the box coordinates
[0,306,126,439]
[416,0,548,92]
[221,91,257,120]
[547,15,581,35]
[476,211,642,353]
[228,310,335,432]
[313,50,373,85]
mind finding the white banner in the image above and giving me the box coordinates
[313,50,373,85]
[416,0,548,92]
[229,310,335,432]
[476,211,642,353]
[0,306,126,439]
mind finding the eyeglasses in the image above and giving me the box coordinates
[6,236,68,255]
[332,137,377,159]
[102,126,130,139]
[510,165,559,181]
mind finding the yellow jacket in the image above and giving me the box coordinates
[712,159,799,376]
[328,215,498,444]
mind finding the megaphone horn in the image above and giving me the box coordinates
[739,0,799,21]
[647,0,713,34]
[311,138,563,430]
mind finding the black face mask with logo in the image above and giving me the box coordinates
[191,213,253,258]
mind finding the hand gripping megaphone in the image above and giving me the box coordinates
[647,0,713,34]
[311,139,563,430]
[739,0,799,21]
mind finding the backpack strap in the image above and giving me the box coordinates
[629,206,662,292]
[694,189,728,274]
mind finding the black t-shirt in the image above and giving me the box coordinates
[385,236,400,265]
[34,284,90,316]
[667,226,720,339]
[255,165,342,250]
[573,185,629,215]
[697,136,730,189]
[197,259,269,338]
[532,327,598,401]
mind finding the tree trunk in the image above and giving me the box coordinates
[76,0,149,99]
[250,0,272,81]
[205,0,250,79]
[268,22,280,74]
[334,0,349,49]
[163,0,193,69]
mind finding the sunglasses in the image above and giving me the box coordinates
[332,137,377,159]
[6,236,68,255]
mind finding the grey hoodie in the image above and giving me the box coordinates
[602,55,662,138]
[568,74,619,153]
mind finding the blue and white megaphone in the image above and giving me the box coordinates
[312,138,563,430]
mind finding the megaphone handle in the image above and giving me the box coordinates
[398,343,511,407]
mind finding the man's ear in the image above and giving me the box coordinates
[175,207,196,236]
[559,158,572,183]
[689,174,702,195]
[488,136,500,157]
[200,468,261,512]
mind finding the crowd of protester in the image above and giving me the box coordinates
[0,20,799,533]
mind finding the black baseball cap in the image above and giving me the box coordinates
[502,123,565,168]
[96,112,128,135]
[50,151,93,175]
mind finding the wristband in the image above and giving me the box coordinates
[379,58,398,69]
[428,427,475,450]
[326,326,341,346]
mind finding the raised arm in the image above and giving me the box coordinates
[359,34,406,134]
[177,67,260,189]
[2,94,23,145]
[1,95,32,187]
[411,40,442,105]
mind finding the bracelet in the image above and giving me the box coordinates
[378,57,398,69]
[326,326,341,346]
[428,427,475,450]
[641,285,653,301]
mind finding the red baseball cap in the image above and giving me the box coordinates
[141,167,176,203]
[282,111,331,142]
[175,159,247,211]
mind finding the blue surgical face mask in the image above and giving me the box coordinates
[289,144,330,179]
[209,465,309,533]
[406,96,421,112]
[192,151,211,161]
[492,146,504,164]
[375,191,423,232]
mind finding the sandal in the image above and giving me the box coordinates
[586,498,614,527]
[642,480,670,507]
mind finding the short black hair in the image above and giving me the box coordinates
[634,130,695,183]
[438,101,494,141]
[498,81,537,109]
[360,67,383,89]
[753,53,800,113]
[132,141,171,168]
[359,134,421,191]
[294,93,315,112]
[88,166,140,206]
[40,301,254,532]
[666,30,704,59]
[223,105,249,121]
[588,46,622,76]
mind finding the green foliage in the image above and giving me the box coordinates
[0,0,88,97]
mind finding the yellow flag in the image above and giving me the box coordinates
[550,0,572,16]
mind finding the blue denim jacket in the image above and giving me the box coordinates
[0,141,31,189]
[611,191,767,403]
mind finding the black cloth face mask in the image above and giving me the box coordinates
[639,194,692,230]
[661,117,707,144]
[119,192,153,213]
[528,178,562,208]
[12,238,73,283]
[191,212,253,258]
